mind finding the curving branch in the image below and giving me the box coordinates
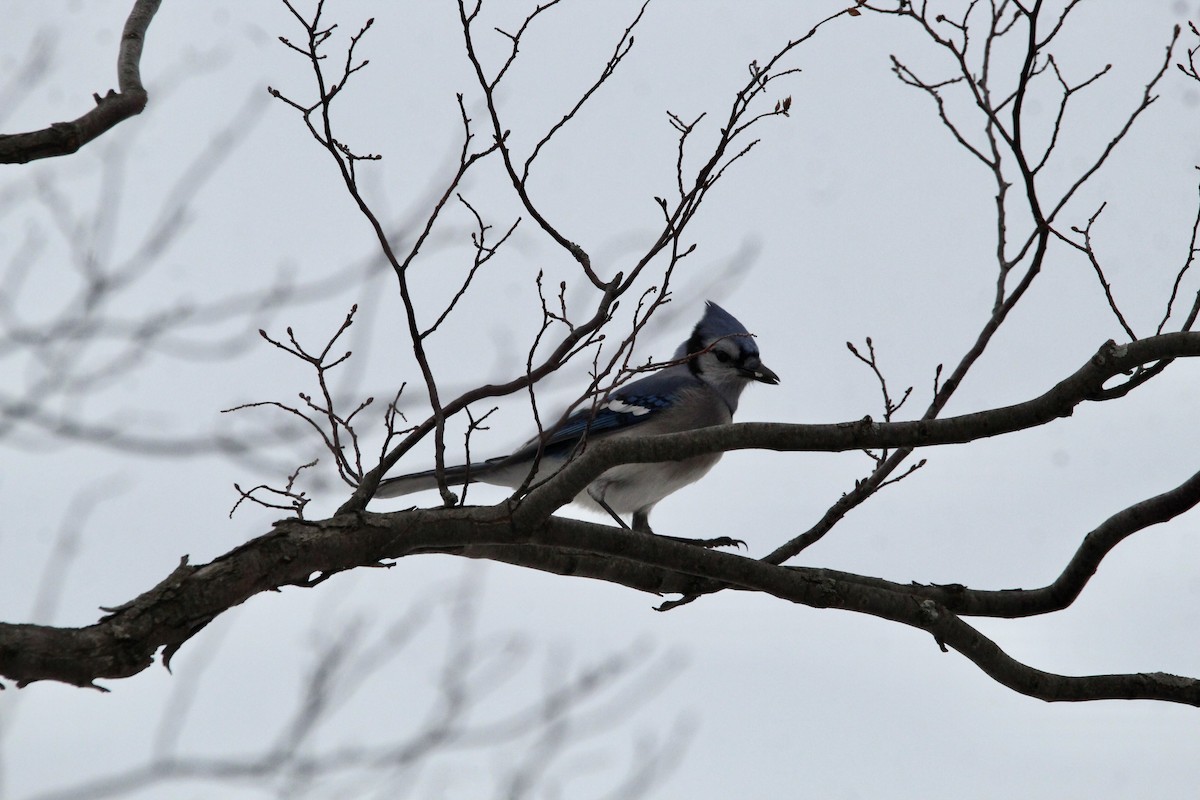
[2,499,1198,706]
[513,334,1200,530]
[903,466,1200,617]
[474,519,1200,707]
[0,0,162,164]
[2,333,1198,703]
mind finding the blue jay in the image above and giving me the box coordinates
[375,302,779,539]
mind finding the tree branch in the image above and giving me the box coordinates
[3,333,1199,701]
[0,0,161,164]
[4,504,1198,706]
[514,333,1200,531]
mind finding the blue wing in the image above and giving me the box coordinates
[521,369,695,457]
[542,392,673,448]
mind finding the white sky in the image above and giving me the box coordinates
[1,1,1199,798]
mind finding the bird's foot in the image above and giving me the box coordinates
[624,508,744,548]
[658,534,746,550]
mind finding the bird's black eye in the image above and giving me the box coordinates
[714,350,731,363]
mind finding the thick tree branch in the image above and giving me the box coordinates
[0,507,517,690]
[3,505,1198,706]
[486,520,1200,706]
[513,333,1200,529]
[645,464,1200,620]
[0,0,161,164]
[2,333,1198,701]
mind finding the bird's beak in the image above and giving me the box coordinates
[742,360,780,385]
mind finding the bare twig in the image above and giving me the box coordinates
[224,307,370,490]
[1053,203,1138,341]
[229,460,316,519]
[769,2,1181,564]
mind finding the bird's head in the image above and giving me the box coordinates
[676,301,779,406]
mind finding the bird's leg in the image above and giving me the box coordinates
[633,509,744,549]
[594,497,631,530]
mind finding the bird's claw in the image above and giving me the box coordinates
[660,534,746,549]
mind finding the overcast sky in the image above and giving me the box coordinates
[2,1,1199,798]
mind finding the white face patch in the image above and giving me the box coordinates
[603,398,652,416]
